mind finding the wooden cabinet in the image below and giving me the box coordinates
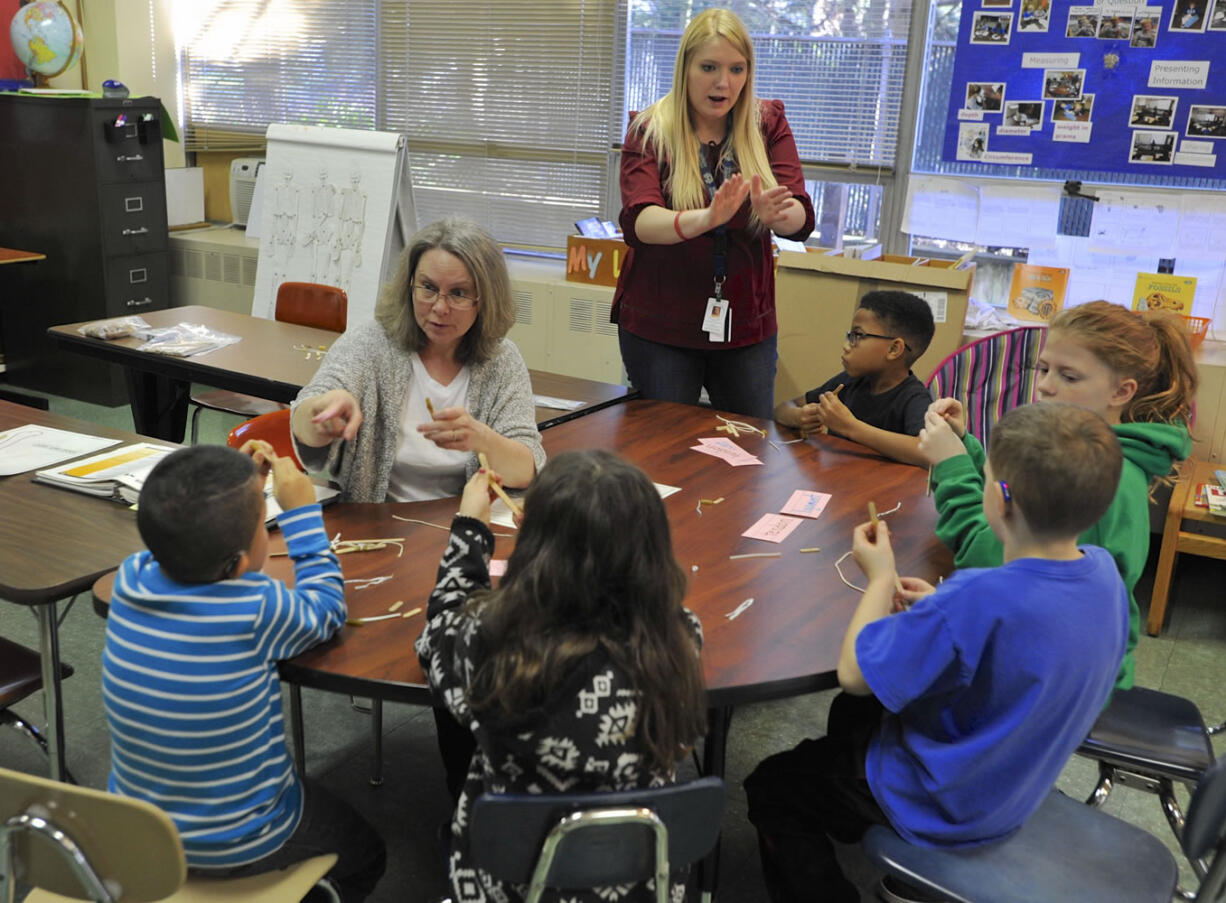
[0,94,170,405]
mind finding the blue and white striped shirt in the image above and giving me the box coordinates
[103,504,345,869]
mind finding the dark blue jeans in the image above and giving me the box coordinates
[745,694,889,903]
[618,328,778,420]
[189,777,387,902]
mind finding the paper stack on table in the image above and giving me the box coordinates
[33,443,175,503]
[0,425,120,476]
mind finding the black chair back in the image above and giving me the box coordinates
[470,776,725,889]
[1184,754,1226,901]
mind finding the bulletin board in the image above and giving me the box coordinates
[941,0,1226,176]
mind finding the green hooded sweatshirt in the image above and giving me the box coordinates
[930,421,1191,690]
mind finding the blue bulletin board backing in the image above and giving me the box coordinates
[941,0,1226,177]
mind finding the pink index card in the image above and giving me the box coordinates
[489,559,507,577]
[781,490,832,519]
[690,437,763,467]
[742,513,804,543]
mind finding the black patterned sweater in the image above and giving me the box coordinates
[415,516,704,903]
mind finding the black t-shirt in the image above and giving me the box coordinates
[804,372,932,438]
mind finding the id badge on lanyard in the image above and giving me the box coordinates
[698,143,737,343]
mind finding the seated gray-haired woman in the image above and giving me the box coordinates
[292,218,544,502]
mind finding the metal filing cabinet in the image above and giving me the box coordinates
[0,94,170,405]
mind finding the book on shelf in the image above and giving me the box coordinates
[1007,264,1069,323]
[1206,483,1226,517]
[33,443,175,504]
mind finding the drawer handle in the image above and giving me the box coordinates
[126,297,154,308]
[116,153,144,162]
[122,227,150,236]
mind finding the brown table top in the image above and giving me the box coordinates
[0,401,152,604]
[97,400,951,709]
[48,306,340,405]
[48,305,631,424]
[0,247,46,265]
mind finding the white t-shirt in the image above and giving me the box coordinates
[385,354,471,502]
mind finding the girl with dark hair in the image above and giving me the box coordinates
[416,450,707,903]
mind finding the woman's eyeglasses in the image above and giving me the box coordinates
[413,283,479,310]
[845,329,911,351]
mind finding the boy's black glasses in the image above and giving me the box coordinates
[845,329,912,352]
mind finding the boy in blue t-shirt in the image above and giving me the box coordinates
[772,290,935,467]
[746,403,1129,903]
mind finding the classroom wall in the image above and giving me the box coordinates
[52,0,184,168]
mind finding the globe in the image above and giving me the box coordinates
[10,1,84,79]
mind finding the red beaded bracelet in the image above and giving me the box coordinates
[673,211,687,241]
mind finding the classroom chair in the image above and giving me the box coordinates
[0,636,74,783]
[864,750,1226,902]
[189,281,347,444]
[0,764,341,902]
[924,325,1047,453]
[464,776,726,903]
[1076,684,1224,880]
[1146,457,1226,637]
[226,409,305,471]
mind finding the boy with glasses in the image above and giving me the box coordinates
[773,290,935,465]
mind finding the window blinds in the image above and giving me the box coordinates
[178,1,378,152]
[625,1,914,168]
[383,0,623,248]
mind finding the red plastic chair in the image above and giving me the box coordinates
[226,409,304,471]
[190,282,347,443]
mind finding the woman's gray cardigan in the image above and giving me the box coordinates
[292,322,545,502]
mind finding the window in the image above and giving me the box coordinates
[626,1,913,168]
[178,2,378,151]
[910,0,1226,332]
[625,2,915,246]
[385,1,623,249]
[177,1,622,248]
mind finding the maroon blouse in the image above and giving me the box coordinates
[612,99,815,349]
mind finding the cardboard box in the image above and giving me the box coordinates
[565,235,628,287]
[774,250,975,404]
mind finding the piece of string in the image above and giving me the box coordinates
[832,500,904,593]
[834,550,866,593]
[391,514,515,538]
[715,414,767,437]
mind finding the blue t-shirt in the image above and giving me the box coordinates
[858,546,1128,847]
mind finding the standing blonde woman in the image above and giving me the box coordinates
[613,8,815,419]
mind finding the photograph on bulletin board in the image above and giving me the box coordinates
[941,0,1226,176]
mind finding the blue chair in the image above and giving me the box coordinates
[1077,685,1221,881]
[863,752,1226,902]
[468,776,726,903]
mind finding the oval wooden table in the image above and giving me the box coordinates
[95,399,953,894]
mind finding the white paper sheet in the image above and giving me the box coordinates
[1176,196,1226,261]
[0,426,120,476]
[975,183,1062,250]
[902,177,980,242]
[1089,191,1181,257]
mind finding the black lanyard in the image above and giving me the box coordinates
[697,139,738,301]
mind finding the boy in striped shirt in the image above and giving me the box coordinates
[103,443,385,901]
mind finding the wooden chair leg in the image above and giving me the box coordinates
[1147,469,1195,636]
